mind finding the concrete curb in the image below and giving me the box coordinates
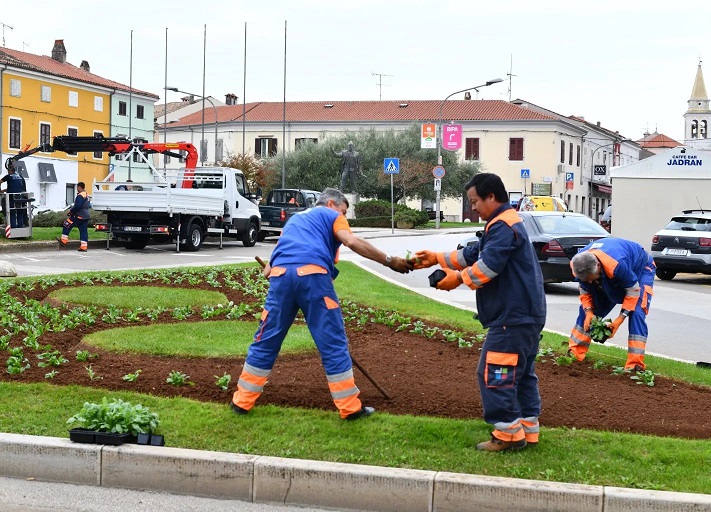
[1,433,709,511]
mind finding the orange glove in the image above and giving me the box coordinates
[583,309,595,332]
[436,268,462,291]
[412,250,439,269]
[606,316,625,339]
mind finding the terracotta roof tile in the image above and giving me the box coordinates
[636,132,680,149]
[163,100,557,128]
[0,47,158,99]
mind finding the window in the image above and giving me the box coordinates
[118,101,127,116]
[41,85,51,103]
[66,184,76,207]
[93,131,103,159]
[576,145,581,167]
[560,141,565,163]
[9,118,21,149]
[568,142,573,165]
[235,174,246,196]
[508,138,524,161]
[255,137,277,158]
[136,105,144,119]
[66,127,78,155]
[702,120,708,139]
[10,79,21,97]
[164,154,171,164]
[40,123,51,147]
[94,96,103,112]
[465,138,480,160]
[68,91,78,107]
[295,137,318,150]
[132,151,141,163]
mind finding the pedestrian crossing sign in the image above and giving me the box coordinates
[384,158,400,174]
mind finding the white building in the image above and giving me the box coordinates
[684,62,711,151]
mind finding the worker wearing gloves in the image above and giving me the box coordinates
[231,188,412,420]
[411,173,546,452]
[568,238,655,370]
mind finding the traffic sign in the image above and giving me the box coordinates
[432,165,445,179]
[434,178,441,191]
[384,158,400,174]
[565,172,574,182]
[520,168,530,179]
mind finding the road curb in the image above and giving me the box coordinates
[1,433,709,511]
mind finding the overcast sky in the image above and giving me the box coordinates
[4,0,709,142]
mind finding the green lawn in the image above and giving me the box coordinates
[1,263,710,495]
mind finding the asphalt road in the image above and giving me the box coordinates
[2,230,710,364]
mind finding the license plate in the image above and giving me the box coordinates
[261,221,270,226]
[666,248,688,256]
[123,226,142,232]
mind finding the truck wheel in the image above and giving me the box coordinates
[242,222,258,247]
[183,222,203,252]
[123,236,149,250]
[655,268,676,281]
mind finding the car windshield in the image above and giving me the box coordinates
[532,214,609,235]
[663,217,711,231]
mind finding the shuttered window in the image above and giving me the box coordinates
[509,138,524,161]
[465,138,480,160]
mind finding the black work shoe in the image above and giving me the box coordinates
[230,401,249,415]
[476,435,527,452]
[345,406,375,421]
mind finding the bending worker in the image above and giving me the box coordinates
[411,173,546,452]
[231,188,412,420]
[568,238,655,370]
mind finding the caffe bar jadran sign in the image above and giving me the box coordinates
[667,153,703,166]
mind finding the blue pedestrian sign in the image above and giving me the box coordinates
[384,158,400,174]
[520,168,530,179]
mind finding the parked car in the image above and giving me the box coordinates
[650,209,711,280]
[457,211,610,283]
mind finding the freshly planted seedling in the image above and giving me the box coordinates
[214,372,232,391]
[37,350,68,368]
[85,365,102,381]
[166,370,193,386]
[122,369,142,382]
[75,350,96,362]
[589,316,612,343]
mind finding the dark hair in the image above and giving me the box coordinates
[465,173,508,203]
[77,182,86,189]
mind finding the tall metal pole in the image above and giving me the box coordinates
[281,20,287,188]
[436,79,503,228]
[165,88,218,165]
[242,22,247,157]
[128,30,133,180]
[201,24,206,165]
[163,27,168,176]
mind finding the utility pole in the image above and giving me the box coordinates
[0,21,13,47]
[371,72,393,101]
[506,54,517,102]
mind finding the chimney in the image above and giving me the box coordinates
[225,93,238,105]
[80,60,90,72]
[463,91,471,101]
[51,39,67,64]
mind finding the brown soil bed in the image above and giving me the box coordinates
[4,275,711,440]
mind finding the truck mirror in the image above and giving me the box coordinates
[256,187,263,198]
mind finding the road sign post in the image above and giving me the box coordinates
[432,166,446,228]
[384,158,400,233]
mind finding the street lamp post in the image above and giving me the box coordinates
[165,87,219,165]
[435,78,504,228]
[587,139,631,218]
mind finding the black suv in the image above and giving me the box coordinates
[650,210,711,280]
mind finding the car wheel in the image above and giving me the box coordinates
[656,268,677,281]
[242,222,258,247]
[183,222,203,252]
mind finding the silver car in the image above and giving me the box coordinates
[650,210,711,280]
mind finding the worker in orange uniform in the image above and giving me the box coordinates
[57,182,91,252]
[411,173,546,452]
[231,188,412,420]
[568,238,655,370]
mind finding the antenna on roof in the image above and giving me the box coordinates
[506,54,516,102]
[0,21,13,47]
[22,41,29,51]
[371,72,393,101]
[696,197,706,214]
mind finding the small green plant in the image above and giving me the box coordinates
[122,369,142,382]
[66,397,160,436]
[7,354,30,374]
[85,365,102,381]
[214,372,232,391]
[166,370,193,386]
[554,354,575,366]
[612,366,629,375]
[631,369,656,387]
[589,316,612,342]
[45,370,59,379]
[592,360,608,370]
[37,350,68,368]
[536,347,555,362]
[76,350,96,362]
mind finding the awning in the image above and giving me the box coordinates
[595,183,612,194]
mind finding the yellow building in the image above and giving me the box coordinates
[1,40,157,187]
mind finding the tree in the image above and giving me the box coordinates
[219,153,278,194]
[273,125,480,202]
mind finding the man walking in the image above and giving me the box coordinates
[568,238,655,370]
[231,188,412,420]
[58,182,91,252]
[411,173,546,452]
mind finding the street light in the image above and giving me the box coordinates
[165,87,219,165]
[435,78,504,228]
[587,139,632,218]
